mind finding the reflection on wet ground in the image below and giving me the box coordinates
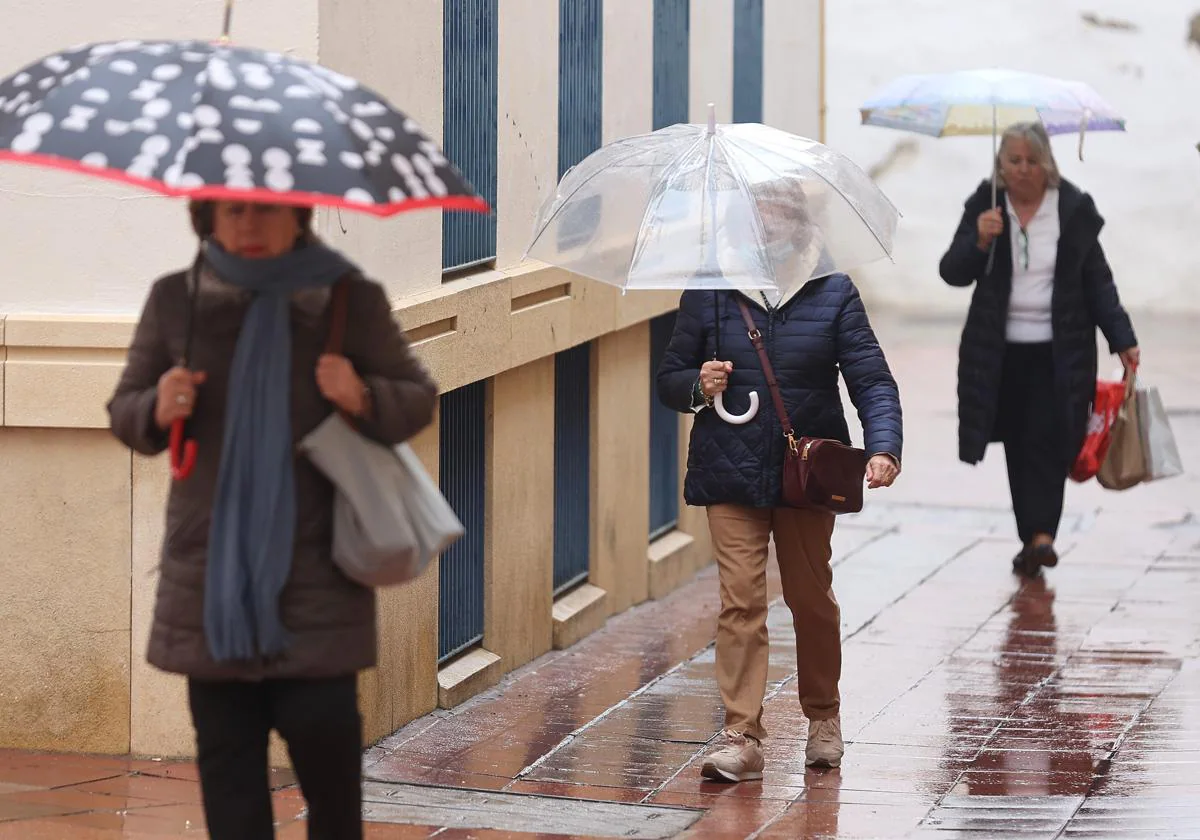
[356,501,1200,838]
[3,507,1200,838]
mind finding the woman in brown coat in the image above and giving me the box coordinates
[108,200,437,839]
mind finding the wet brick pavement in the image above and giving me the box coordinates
[1,313,1198,838]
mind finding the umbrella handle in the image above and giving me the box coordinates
[169,419,197,481]
[714,391,759,425]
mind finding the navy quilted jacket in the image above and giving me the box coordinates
[656,275,903,509]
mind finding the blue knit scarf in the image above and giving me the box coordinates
[202,240,356,662]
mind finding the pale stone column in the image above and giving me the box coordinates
[602,0,654,143]
[485,356,556,670]
[317,0,444,299]
[590,323,651,613]
[689,0,735,123]
[496,0,560,271]
[764,0,823,139]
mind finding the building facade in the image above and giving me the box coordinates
[0,0,824,756]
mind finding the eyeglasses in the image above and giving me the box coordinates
[1017,227,1029,271]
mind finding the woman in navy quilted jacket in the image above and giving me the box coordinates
[657,247,903,780]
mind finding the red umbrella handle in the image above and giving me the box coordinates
[169,418,197,481]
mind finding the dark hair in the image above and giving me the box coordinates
[188,200,314,239]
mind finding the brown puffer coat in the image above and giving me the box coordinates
[108,266,437,681]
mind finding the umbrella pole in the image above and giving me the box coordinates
[705,102,720,361]
[990,104,998,208]
[220,0,234,43]
[985,104,998,275]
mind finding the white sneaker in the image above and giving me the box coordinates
[700,731,765,783]
[805,716,844,768]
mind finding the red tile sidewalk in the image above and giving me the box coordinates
[2,313,1198,838]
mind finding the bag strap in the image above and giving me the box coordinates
[325,277,351,355]
[1122,363,1138,401]
[324,277,356,426]
[734,297,798,454]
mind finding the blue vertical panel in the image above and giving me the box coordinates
[553,343,592,594]
[558,0,603,178]
[443,0,498,271]
[652,0,690,130]
[649,313,680,537]
[438,381,487,662]
[732,0,764,124]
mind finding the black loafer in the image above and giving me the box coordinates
[1029,544,1058,568]
[1012,548,1042,578]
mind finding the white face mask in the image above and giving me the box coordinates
[765,237,796,265]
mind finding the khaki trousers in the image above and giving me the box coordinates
[708,504,840,742]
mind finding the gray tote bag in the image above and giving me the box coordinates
[298,279,462,587]
[299,415,463,587]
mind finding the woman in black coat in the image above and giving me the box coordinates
[939,122,1138,577]
[657,276,902,780]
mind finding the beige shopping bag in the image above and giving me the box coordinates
[1097,371,1148,491]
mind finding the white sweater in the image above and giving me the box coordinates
[1005,188,1060,344]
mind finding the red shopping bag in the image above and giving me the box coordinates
[1070,374,1129,483]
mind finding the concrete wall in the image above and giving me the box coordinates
[0,0,822,756]
[826,0,1200,314]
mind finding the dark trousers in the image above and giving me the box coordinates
[996,342,1067,545]
[187,675,363,840]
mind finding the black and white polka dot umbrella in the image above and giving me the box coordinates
[0,39,488,217]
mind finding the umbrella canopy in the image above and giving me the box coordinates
[860,67,1125,139]
[525,114,899,294]
[0,39,488,216]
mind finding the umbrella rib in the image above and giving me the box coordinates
[722,134,896,263]
[164,52,222,190]
[625,132,708,285]
[524,142,656,260]
[715,135,776,288]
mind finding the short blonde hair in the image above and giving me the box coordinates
[995,122,1061,189]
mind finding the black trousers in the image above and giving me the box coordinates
[996,342,1067,545]
[187,675,363,840]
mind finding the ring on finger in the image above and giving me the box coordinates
[175,394,189,406]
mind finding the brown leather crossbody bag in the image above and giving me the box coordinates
[734,298,867,515]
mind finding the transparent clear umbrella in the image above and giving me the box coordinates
[524,109,900,294]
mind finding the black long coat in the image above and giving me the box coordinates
[939,178,1137,467]
[656,276,903,509]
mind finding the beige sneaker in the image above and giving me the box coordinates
[700,731,764,783]
[805,716,844,768]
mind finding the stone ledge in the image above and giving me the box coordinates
[4,315,136,349]
[0,260,678,430]
[437,647,503,710]
[552,583,610,651]
[648,529,708,601]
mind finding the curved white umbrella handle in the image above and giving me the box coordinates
[714,391,760,425]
